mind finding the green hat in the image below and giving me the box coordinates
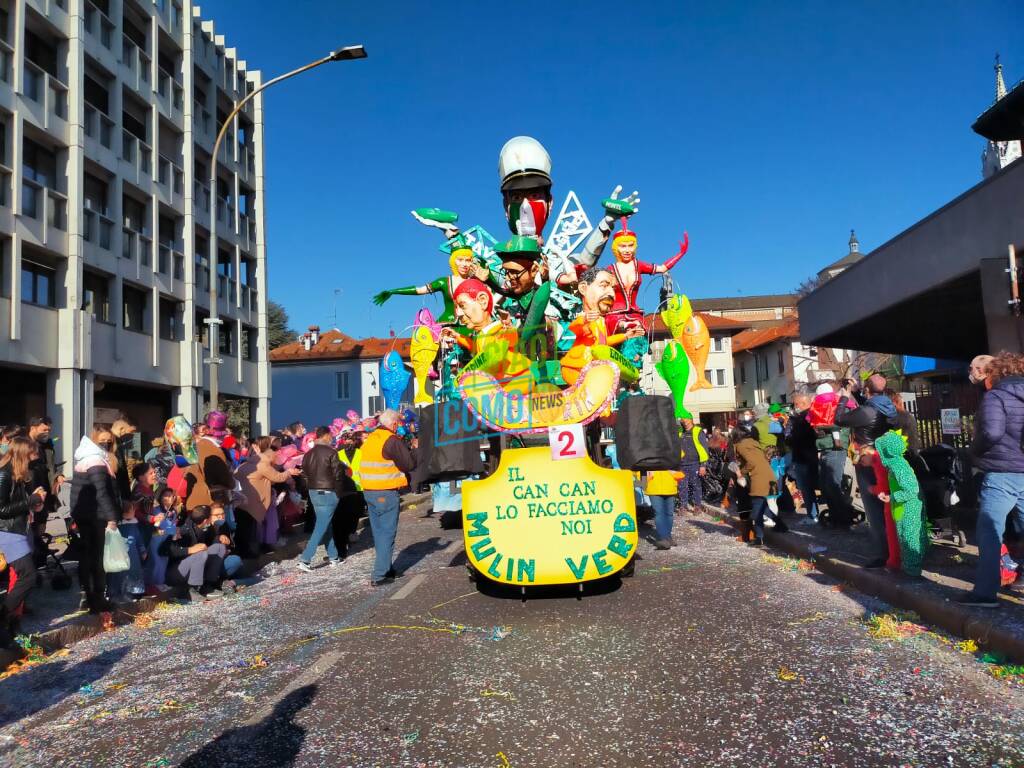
[448,234,473,255]
[496,235,541,259]
[769,403,786,414]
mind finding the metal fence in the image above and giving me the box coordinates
[905,380,980,450]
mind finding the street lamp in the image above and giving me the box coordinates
[205,44,368,412]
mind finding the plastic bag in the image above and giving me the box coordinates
[103,528,131,573]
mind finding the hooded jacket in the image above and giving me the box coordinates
[70,436,121,522]
[835,394,898,448]
[972,376,1024,474]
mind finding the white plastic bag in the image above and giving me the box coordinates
[103,528,131,573]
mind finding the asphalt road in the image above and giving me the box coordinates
[2,509,1024,768]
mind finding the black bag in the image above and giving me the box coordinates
[413,402,487,489]
[614,395,683,471]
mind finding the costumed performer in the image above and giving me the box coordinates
[560,265,644,386]
[441,278,532,394]
[487,235,552,354]
[876,430,928,577]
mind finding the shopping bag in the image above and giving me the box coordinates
[103,528,131,573]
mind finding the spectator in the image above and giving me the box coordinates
[298,427,348,571]
[733,425,787,545]
[330,432,363,560]
[27,416,63,567]
[361,409,418,586]
[1,424,25,455]
[110,418,137,501]
[186,412,235,512]
[959,352,1024,608]
[787,393,819,523]
[888,390,921,455]
[146,486,179,591]
[236,436,300,558]
[677,418,709,513]
[646,468,683,549]
[969,354,995,390]
[0,436,46,647]
[107,499,146,603]
[752,403,778,452]
[835,374,898,568]
[131,462,158,535]
[162,504,228,601]
[209,503,241,585]
[70,428,122,613]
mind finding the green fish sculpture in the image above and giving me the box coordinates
[655,340,692,419]
[660,294,694,343]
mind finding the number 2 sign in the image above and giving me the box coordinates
[548,424,587,461]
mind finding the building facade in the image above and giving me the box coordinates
[0,0,270,459]
[270,328,415,430]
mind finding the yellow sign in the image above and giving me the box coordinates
[462,447,638,586]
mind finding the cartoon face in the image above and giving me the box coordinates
[503,187,552,235]
[454,289,492,330]
[500,256,537,297]
[451,250,476,279]
[580,269,617,315]
[612,235,637,263]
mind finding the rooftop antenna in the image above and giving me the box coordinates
[331,288,342,328]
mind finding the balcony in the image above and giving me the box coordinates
[157,67,184,118]
[83,102,114,150]
[26,0,67,20]
[120,37,151,96]
[0,164,11,208]
[157,155,184,197]
[0,40,12,85]
[84,1,115,50]
[121,129,152,178]
[83,206,114,249]
[21,178,65,230]
[23,60,68,125]
[193,180,210,212]
[193,103,212,137]
[173,250,184,281]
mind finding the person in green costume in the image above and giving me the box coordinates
[876,429,928,577]
[372,238,489,325]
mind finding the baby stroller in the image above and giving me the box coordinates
[701,447,728,505]
[35,513,78,590]
[915,443,969,548]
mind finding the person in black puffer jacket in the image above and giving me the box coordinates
[959,352,1024,608]
[0,437,46,646]
[70,429,123,613]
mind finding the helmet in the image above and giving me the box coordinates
[499,136,552,191]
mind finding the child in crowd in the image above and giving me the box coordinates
[146,487,180,592]
[108,500,147,602]
[210,503,241,587]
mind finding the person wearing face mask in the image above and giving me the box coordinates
[70,427,123,613]
[110,418,137,502]
[970,355,995,390]
[0,425,24,456]
[161,504,229,602]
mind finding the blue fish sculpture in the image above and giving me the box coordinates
[380,349,411,410]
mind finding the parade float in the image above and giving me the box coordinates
[376,136,707,590]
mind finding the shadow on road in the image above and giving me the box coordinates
[393,536,451,574]
[0,646,130,727]
[178,684,317,768]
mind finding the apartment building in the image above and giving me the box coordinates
[0,0,270,459]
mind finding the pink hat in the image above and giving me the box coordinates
[204,410,228,439]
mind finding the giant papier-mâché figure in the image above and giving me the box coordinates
[560,265,643,387]
[876,430,929,577]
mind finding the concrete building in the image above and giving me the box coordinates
[800,61,1024,359]
[270,327,414,430]
[641,312,747,428]
[690,294,797,326]
[0,0,270,460]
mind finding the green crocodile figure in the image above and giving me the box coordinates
[876,430,929,577]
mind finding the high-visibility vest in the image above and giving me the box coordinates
[337,447,363,490]
[360,430,406,490]
[679,426,709,463]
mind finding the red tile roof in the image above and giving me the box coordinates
[644,312,750,338]
[731,319,800,353]
[270,329,411,363]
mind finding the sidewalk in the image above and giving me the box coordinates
[704,499,1024,663]
[0,492,431,669]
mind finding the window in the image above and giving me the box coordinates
[777,349,785,374]
[84,173,108,215]
[159,297,181,341]
[716,369,726,387]
[335,371,350,400]
[21,261,56,307]
[22,139,58,219]
[122,195,147,232]
[219,322,234,355]
[713,336,724,353]
[740,364,747,384]
[122,284,146,331]
[83,271,110,323]
[196,309,209,348]
[242,326,258,361]
[703,369,712,386]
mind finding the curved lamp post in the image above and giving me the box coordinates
[206,44,367,412]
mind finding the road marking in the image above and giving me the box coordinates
[390,573,427,600]
[244,650,343,725]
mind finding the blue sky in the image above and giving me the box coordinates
[199,0,1022,340]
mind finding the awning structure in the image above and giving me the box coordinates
[973,78,1024,141]
[799,157,1024,358]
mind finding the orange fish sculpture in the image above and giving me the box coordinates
[682,311,712,392]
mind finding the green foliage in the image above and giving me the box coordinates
[267,299,297,350]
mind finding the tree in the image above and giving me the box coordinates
[267,300,297,350]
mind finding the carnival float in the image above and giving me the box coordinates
[376,136,709,590]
